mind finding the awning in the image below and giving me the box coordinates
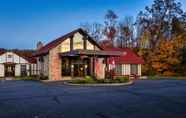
[59,49,123,57]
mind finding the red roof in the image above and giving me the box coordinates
[14,51,37,64]
[105,48,144,64]
[34,28,102,56]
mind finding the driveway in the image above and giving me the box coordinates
[0,80,186,118]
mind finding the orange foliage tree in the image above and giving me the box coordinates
[150,39,181,76]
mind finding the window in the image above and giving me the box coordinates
[21,65,27,76]
[73,33,84,50]
[131,64,138,75]
[115,65,122,75]
[61,38,70,52]
[62,58,71,76]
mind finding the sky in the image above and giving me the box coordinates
[0,0,186,49]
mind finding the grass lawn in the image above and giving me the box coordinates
[148,76,186,80]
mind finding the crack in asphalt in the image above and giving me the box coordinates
[96,112,110,118]
[52,96,61,104]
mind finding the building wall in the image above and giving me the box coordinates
[113,64,142,76]
[26,64,30,76]
[95,58,105,79]
[30,64,37,75]
[138,64,142,76]
[0,64,4,77]
[43,55,49,76]
[0,52,37,77]
[49,45,61,80]
[37,55,49,77]
[124,64,131,75]
[15,64,32,76]
[15,64,21,76]
[0,52,28,64]
[122,64,142,76]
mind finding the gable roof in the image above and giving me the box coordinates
[34,28,102,56]
[105,48,144,64]
[13,50,37,64]
[0,49,37,64]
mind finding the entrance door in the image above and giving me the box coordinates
[73,59,90,77]
[74,64,85,77]
[5,64,15,77]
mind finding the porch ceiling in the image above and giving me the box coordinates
[59,49,123,57]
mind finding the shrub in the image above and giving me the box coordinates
[14,76,38,81]
[115,76,129,83]
[38,74,49,80]
[70,76,130,84]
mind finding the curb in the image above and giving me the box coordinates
[63,81,134,87]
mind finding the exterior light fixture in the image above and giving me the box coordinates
[85,64,88,69]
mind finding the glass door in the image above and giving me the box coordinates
[73,58,90,77]
[73,64,85,77]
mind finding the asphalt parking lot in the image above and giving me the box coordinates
[0,80,186,118]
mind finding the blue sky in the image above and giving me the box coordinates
[0,0,185,49]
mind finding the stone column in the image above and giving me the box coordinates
[49,45,61,80]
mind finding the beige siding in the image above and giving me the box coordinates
[26,64,30,76]
[0,52,37,77]
[123,64,142,76]
[37,55,49,77]
[31,64,37,75]
[0,52,28,64]
[0,64,4,77]
[87,40,94,50]
[43,55,49,76]
[138,64,142,76]
[124,64,130,75]
[15,64,21,76]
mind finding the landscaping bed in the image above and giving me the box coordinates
[14,76,39,81]
[65,76,133,86]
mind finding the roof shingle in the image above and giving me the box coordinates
[105,48,144,64]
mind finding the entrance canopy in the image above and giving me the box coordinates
[59,49,123,57]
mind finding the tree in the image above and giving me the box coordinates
[118,16,134,48]
[104,10,118,47]
[150,39,180,76]
[81,22,103,42]
[137,0,185,48]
